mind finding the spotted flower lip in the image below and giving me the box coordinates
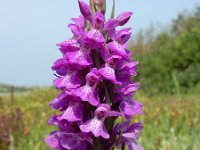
[80,116,110,139]
[53,69,82,90]
[120,98,143,117]
[57,100,84,122]
[58,131,93,150]
[99,63,122,85]
[80,104,121,139]
[107,41,129,60]
[85,28,106,46]
[94,104,122,118]
[85,68,101,85]
[118,61,138,76]
[44,131,60,149]
[72,83,100,106]
[47,1,143,149]
[64,48,93,70]
[45,130,93,150]
[57,39,80,54]
[83,12,106,48]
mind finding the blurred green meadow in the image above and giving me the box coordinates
[0,6,200,150]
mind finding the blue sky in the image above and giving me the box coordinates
[0,0,199,86]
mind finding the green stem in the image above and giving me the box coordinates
[93,50,110,103]
[89,0,95,13]
[93,50,100,68]
[102,82,110,103]
[121,144,125,150]
[102,0,106,15]
[110,0,115,18]
[96,138,102,150]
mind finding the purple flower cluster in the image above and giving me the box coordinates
[45,0,143,149]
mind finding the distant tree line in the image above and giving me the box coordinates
[0,84,34,93]
[131,6,200,95]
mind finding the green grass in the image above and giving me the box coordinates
[136,92,200,150]
[0,88,199,150]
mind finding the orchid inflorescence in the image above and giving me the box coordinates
[45,0,143,149]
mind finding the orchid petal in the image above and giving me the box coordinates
[80,117,110,139]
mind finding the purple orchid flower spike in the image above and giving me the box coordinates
[80,104,121,139]
[46,0,143,149]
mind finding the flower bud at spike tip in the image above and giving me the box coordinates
[78,0,92,21]
[117,11,133,26]
[45,0,143,150]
